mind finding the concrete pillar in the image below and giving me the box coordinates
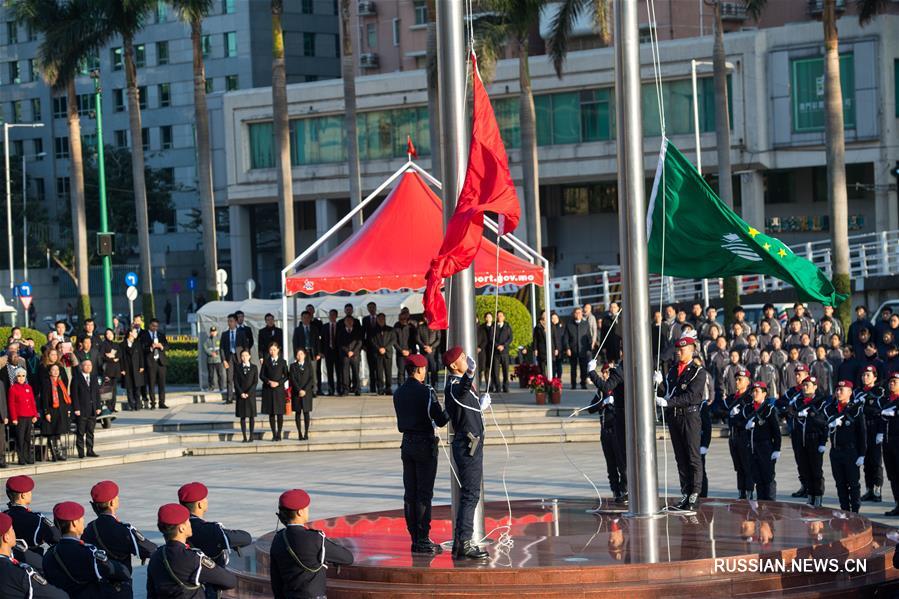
[229,204,253,300]
[874,160,899,233]
[740,170,765,230]
[315,198,339,259]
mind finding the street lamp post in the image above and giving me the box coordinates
[91,70,114,330]
[4,121,44,325]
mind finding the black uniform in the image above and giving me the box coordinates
[700,399,712,498]
[140,329,168,409]
[786,394,829,500]
[4,504,60,554]
[336,325,363,395]
[744,400,781,500]
[393,377,449,544]
[415,325,442,388]
[823,400,866,512]
[257,325,284,360]
[444,372,484,542]
[587,368,627,499]
[82,513,157,598]
[393,321,416,386]
[879,393,899,508]
[0,553,67,598]
[320,320,340,395]
[491,322,513,393]
[187,516,252,599]
[724,389,753,496]
[362,314,380,392]
[269,524,353,599]
[219,327,251,404]
[777,385,806,493]
[858,385,886,491]
[658,361,709,499]
[43,537,131,598]
[146,541,236,599]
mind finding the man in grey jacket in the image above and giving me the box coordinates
[204,327,224,393]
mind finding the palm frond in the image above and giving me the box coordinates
[858,0,887,25]
[744,0,769,21]
[546,0,590,78]
[169,0,215,23]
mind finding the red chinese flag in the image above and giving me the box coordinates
[407,135,417,158]
[423,53,521,329]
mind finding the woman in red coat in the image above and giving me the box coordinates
[8,368,38,465]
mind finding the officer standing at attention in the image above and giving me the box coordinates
[857,365,886,502]
[42,501,132,596]
[787,376,829,507]
[0,512,66,598]
[724,369,754,499]
[444,345,490,560]
[269,489,354,599]
[878,372,899,516]
[393,353,449,554]
[4,476,60,555]
[82,480,157,598]
[178,481,252,599]
[585,359,628,504]
[654,334,708,512]
[744,381,781,501]
[778,364,812,499]
[823,380,866,512]
[147,504,237,598]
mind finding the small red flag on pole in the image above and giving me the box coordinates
[407,135,417,159]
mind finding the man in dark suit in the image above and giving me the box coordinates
[74,335,101,373]
[0,341,27,394]
[219,314,250,404]
[70,360,102,458]
[0,379,7,468]
[257,313,283,361]
[415,317,442,388]
[80,318,102,346]
[293,310,322,395]
[492,311,513,393]
[478,313,493,389]
[362,302,380,394]
[371,313,396,395]
[320,310,341,395]
[393,309,415,387]
[140,319,168,409]
[563,307,592,389]
[303,306,324,394]
[235,310,253,355]
[343,303,362,329]
[337,316,363,396]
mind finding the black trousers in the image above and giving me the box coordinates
[883,437,899,502]
[374,352,393,393]
[396,352,410,386]
[423,352,438,387]
[831,446,861,511]
[223,357,237,403]
[601,421,627,495]
[863,422,884,488]
[491,353,509,392]
[207,362,224,391]
[750,442,777,500]
[569,353,588,387]
[795,436,825,496]
[729,432,754,493]
[667,409,703,496]
[14,419,34,464]
[790,429,807,489]
[401,434,439,542]
[476,349,487,388]
[0,421,7,465]
[451,435,484,542]
[75,416,96,457]
[314,356,323,395]
[146,360,167,407]
[341,355,360,393]
[324,348,339,394]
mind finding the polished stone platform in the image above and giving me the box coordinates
[226,498,899,597]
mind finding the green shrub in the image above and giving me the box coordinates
[0,327,48,349]
[475,294,532,357]
[167,348,199,385]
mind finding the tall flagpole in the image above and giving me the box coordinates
[615,0,659,518]
[437,0,484,542]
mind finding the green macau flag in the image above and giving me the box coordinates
[646,140,846,307]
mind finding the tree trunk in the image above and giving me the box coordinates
[713,3,739,324]
[823,0,850,329]
[123,34,154,318]
[425,0,441,182]
[517,39,541,254]
[339,0,363,231]
[271,1,296,268]
[191,17,219,301]
[66,80,90,321]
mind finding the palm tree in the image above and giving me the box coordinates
[271,0,295,267]
[171,0,219,301]
[425,0,441,182]
[338,0,363,231]
[14,0,101,322]
[546,0,611,77]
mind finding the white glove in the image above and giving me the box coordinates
[771,451,780,461]
[877,433,884,445]
[699,446,708,455]
[465,355,477,374]
[653,370,663,386]
[882,407,897,417]
[602,396,614,406]
[587,359,598,373]
[479,392,492,411]
[828,416,843,429]
[745,420,755,430]
[730,406,740,416]
[798,408,809,418]
[855,456,865,467]
[655,396,668,408]
[818,445,826,454]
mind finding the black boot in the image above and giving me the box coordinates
[412,538,443,555]
[884,505,899,516]
[861,487,876,501]
[452,540,488,560]
[675,493,698,511]
[738,490,747,499]
[791,485,808,498]
[811,495,823,508]
[872,485,883,502]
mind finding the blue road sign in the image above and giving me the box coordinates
[125,271,138,287]
[187,277,197,291]
[18,282,32,297]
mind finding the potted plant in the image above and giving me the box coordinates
[528,374,549,405]
[550,377,563,404]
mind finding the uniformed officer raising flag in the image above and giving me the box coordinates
[42,501,132,596]
[4,476,60,556]
[444,345,490,560]
[269,489,354,599]
[0,512,65,598]
[82,480,157,598]
[393,353,449,555]
[147,504,237,598]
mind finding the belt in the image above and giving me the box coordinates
[402,431,435,440]
[671,405,700,415]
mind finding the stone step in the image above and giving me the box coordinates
[0,446,185,477]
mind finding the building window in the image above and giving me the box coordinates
[114,129,128,148]
[158,83,170,107]
[248,122,274,169]
[301,0,313,14]
[27,59,35,81]
[135,44,146,68]
[493,98,520,148]
[141,128,150,151]
[223,0,236,14]
[30,98,41,121]
[580,88,614,142]
[34,177,45,202]
[366,23,377,49]
[224,31,237,57]
[205,78,214,93]
[8,61,20,84]
[303,32,315,57]
[52,96,67,119]
[111,47,123,70]
[56,177,70,197]
[7,21,18,44]
[413,0,428,25]
[640,76,730,137]
[356,106,430,161]
[895,60,899,118]
[33,137,43,159]
[160,125,173,149]
[11,101,22,123]
[791,53,855,132]
[225,74,239,91]
[82,133,97,155]
[202,34,212,58]
[392,18,400,46]
[79,51,100,75]
[11,140,23,157]
[155,0,167,23]
[113,88,125,112]
[138,86,147,110]
[77,93,92,116]
[156,41,169,65]
[26,22,36,42]
[54,137,69,160]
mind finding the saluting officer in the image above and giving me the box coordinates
[178,481,252,599]
[393,353,449,554]
[0,513,65,598]
[724,368,754,499]
[586,358,628,504]
[82,480,157,598]
[744,381,781,501]
[444,345,490,560]
[823,380,866,512]
[857,365,885,502]
[777,364,811,498]
[786,376,829,507]
[43,501,132,596]
[4,476,60,555]
[654,334,709,512]
[269,489,354,599]
[147,504,237,598]
[877,372,899,516]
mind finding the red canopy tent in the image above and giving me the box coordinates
[284,170,543,296]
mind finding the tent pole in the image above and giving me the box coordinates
[543,266,552,380]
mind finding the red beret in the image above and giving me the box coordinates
[53,502,84,522]
[443,346,463,367]
[836,380,854,390]
[177,482,208,503]
[805,376,818,385]
[735,368,751,379]
[889,371,899,381]
[279,489,311,511]
[5,475,34,493]
[158,503,190,526]
[675,335,696,348]
[751,381,767,390]
[794,364,808,372]
[0,513,12,536]
[862,365,878,375]
[405,354,427,368]
[90,480,119,503]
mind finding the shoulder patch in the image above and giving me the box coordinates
[200,555,216,569]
